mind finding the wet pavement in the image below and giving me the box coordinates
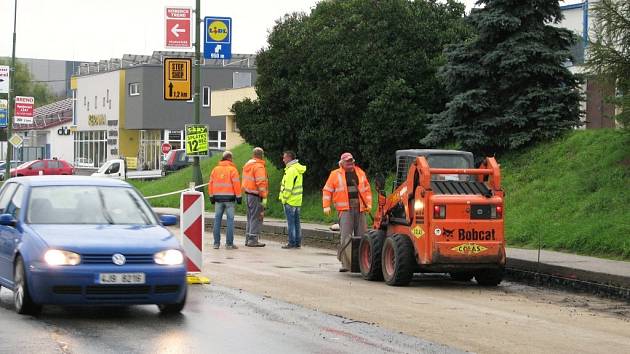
[0,284,461,354]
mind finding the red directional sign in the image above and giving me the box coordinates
[162,143,172,155]
[165,7,192,48]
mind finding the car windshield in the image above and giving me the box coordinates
[16,161,32,169]
[26,186,158,225]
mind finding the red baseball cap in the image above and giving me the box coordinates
[339,152,354,162]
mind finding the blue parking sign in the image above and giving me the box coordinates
[204,17,232,60]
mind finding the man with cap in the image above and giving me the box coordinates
[242,147,268,247]
[322,152,372,272]
[208,151,242,249]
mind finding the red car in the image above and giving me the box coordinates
[10,159,74,177]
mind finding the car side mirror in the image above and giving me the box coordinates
[159,214,178,226]
[0,213,17,227]
[28,166,33,170]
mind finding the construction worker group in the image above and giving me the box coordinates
[208,147,370,271]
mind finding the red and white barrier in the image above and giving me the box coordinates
[180,190,204,273]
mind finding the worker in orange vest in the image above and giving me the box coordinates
[208,151,242,250]
[242,147,268,247]
[322,152,372,272]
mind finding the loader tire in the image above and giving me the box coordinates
[450,272,474,282]
[382,234,415,286]
[359,230,385,281]
[475,268,504,286]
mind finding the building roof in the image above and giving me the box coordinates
[13,98,73,131]
[75,51,257,77]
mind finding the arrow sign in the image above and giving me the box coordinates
[165,7,192,48]
[171,23,186,38]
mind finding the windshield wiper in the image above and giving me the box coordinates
[126,190,151,225]
[97,189,115,224]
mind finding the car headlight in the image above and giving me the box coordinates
[154,249,184,265]
[44,250,81,266]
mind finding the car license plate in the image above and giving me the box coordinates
[98,273,145,284]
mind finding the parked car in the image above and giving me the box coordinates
[162,149,190,174]
[92,159,162,180]
[0,161,22,181]
[10,159,74,177]
[161,149,214,175]
[74,157,94,168]
[0,176,187,315]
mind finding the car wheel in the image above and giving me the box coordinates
[359,230,385,281]
[450,272,474,282]
[381,234,415,286]
[475,268,504,286]
[158,288,187,315]
[14,256,42,315]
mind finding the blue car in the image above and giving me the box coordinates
[0,176,187,315]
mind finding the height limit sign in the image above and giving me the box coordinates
[163,58,192,100]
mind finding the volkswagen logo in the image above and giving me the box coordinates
[112,253,126,266]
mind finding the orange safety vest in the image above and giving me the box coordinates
[322,166,372,212]
[242,158,269,198]
[208,160,242,202]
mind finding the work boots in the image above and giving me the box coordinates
[245,235,266,247]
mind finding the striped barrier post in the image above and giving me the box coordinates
[180,190,210,284]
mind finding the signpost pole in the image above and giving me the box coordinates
[191,0,203,191]
[5,0,17,179]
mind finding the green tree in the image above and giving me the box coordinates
[585,0,630,128]
[233,0,470,186]
[422,0,583,158]
[0,58,59,107]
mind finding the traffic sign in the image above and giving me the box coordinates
[163,58,192,100]
[14,96,34,124]
[162,143,172,155]
[8,134,23,148]
[0,65,9,94]
[185,124,208,156]
[204,17,232,60]
[165,7,192,48]
[0,99,7,127]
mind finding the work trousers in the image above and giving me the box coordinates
[213,202,235,246]
[338,199,367,270]
[283,204,302,247]
[245,193,264,244]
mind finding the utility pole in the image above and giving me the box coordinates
[5,0,17,179]
[190,0,203,190]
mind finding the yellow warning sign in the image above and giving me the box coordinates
[412,225,424,239]
[451,243,488,255]
[164,58,192,100]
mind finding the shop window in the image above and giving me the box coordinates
[129,83,140,96]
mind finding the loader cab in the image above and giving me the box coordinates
[394,149,474,188]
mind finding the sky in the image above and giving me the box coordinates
[0,0,583,62]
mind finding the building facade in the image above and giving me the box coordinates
[211,87,256,150]
[557,1,617,129]
[71,52,257,169]
[12,98,74,162]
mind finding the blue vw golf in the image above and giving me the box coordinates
[0,176,187,315]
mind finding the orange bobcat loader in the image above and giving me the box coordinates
[357,149,505,286]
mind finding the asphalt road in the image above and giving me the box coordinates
[0,284,458,354]
[1,230,629,354]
